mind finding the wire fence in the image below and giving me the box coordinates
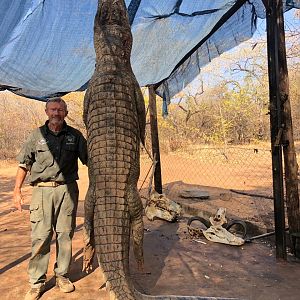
[139,144,290,198]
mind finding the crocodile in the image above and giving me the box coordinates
[83,1,238,299]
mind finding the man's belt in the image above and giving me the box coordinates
[34,181,65,187]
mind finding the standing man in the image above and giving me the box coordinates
[13,97,88,300]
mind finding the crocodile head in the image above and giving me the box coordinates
[94,0,132,64]
[97,0,130,27]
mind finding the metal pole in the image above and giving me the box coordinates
[148,86,163,194]
[265,0,286,259]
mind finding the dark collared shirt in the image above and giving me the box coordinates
[17,121,87,184]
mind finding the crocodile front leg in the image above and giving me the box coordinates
[83,164,96,273]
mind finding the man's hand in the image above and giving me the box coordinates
[13,189,24,211]
[13,166,28,211]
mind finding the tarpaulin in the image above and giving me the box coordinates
[0,0,299,101]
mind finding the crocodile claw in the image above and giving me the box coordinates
[82,243,95,273]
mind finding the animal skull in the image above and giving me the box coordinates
[145,191,182,222]
[188,207,245,246]
[209,207,227,226]
[203,225,245,246]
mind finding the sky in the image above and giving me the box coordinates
[182,8,299,97]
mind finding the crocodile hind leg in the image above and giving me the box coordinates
[128,183,144,271]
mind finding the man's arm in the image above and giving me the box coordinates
[13,166,28,211]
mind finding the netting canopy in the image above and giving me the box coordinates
[0,0,299,101]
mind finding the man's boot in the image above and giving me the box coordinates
[24,285,44,300]
[55,275,75,293]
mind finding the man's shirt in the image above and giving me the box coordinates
[17,121,87,184]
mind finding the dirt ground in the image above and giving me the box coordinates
[0,160,300,300]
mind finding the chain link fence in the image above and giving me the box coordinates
[138,143,294,234]
[139,143,300,198]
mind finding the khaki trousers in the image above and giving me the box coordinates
[28,182,79,287]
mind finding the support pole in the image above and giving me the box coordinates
[277,1,300,258]
[266,0,286,259]
[148,86,163,194]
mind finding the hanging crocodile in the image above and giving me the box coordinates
[83,0,145,298]
[83,1,237,299]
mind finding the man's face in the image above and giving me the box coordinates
[45,102,68,127]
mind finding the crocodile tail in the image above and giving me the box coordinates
[92,153,143,300]
[136,290,239,300]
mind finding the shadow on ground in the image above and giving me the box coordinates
[1,174,300,299]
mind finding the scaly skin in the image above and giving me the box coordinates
[83,1,238,300]
[83,0,145,299]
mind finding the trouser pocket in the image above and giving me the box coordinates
[30,188,44,222]
[56,182,79,233]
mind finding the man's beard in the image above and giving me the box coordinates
[49,117,63,126]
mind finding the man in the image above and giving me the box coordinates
[13,97,88,300]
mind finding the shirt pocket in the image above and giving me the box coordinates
[63,142,77,152]
[61,143,77,162]
[36,144,53,166]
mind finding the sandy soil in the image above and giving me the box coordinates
[0,160,300,300]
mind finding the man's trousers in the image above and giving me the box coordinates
[28,182,79,287]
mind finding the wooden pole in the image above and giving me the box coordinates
[148,86,163,194]
[265,0,286,259]
[277,1,300,258]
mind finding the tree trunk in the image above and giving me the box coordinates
[277,1,300,258]
[266,0,286,259]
